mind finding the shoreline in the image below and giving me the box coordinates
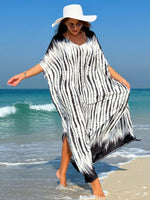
[102,156,150,200]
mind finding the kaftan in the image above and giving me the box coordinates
[40,32,136,182]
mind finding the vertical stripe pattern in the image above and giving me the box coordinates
[40,35,136,182]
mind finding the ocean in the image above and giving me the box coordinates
[0,89,150,200]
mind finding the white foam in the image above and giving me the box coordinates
[0,160,47,166]
[79,195,95,200]
[79,194,107,200]
[29,103,56,112]
[107,147,150,159]
[133,124,150,129]
[0,106,16,117]
[56,185,80,192]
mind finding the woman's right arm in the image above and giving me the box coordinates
[7,63,43,87]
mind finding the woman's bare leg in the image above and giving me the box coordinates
[56,135,72,186]
[90,178,106,198]
[56,136,105,198]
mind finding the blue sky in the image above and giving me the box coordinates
[1,0,150,89]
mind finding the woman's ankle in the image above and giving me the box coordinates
[56,169,67,186]
[90,178,106,198]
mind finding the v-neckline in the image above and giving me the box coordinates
[62,34,88,47]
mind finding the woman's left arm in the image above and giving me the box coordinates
[108,65,130,90]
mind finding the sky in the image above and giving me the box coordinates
[0,0,150,89]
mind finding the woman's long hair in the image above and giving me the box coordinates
[51,18,94,45]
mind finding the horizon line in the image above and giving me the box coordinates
[1,88,150,90]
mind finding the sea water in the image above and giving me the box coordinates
[0,89,150,200]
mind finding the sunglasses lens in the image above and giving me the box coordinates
[77,23,82,27]
[68,23,83,29]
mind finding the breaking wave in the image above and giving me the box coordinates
[0,103,56,118]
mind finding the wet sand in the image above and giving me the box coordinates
[102,157,150,200]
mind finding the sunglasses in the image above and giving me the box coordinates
[67,23,83,29]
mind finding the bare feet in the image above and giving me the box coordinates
[56,169,67,187]
[90,178,106,198]
[56,169,60,179]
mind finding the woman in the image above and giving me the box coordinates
[7,4,136,198]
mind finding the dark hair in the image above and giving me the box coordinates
[49,18,95,50]
[55,18,94,39]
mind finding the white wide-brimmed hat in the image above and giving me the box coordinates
[52,4,97,27]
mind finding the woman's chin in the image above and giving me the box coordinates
[69,31,80,35]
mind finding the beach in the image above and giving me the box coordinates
[102,157,150,200]
[0,89,150,200]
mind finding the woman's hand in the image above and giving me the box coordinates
[108,66,130,90]
[119,78,130,90]
[7,73,24,87]
[7,64,44,87]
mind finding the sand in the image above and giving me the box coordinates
[102,157,150,200]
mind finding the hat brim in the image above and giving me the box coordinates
[52,15,97,27]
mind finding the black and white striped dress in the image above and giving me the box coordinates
[40,32,136,182]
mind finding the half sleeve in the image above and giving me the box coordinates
[40,38,61,80]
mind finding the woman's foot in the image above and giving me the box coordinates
[56,169,67,187]
[90,178,106,198]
